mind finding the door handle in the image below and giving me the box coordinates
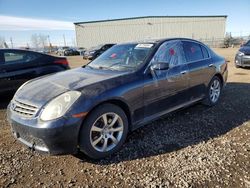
[180,70,188,74]
[208,64,214,67]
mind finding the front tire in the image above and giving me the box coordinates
[202,76,222,106]
[235,64,240,68]
[79,104,128,159]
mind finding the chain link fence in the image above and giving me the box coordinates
[198,35,250,48]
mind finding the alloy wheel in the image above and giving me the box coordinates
[209,79,221,103]
[90,112,124,152]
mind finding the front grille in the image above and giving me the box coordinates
[12,100,38,118]
[243,61,250,65]
[242,57,250,65]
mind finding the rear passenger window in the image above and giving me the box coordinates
[4,52,24,62]
[201,45,209,58]
[183,41,203,62]
[4,52,40,64]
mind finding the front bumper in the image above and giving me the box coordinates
[235,54,250,67]
[7,105,83,155]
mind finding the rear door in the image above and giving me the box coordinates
[0,50,42,91]
[182,41,213,99]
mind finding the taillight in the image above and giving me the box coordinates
[54,59,69,65]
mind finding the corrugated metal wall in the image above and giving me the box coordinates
[75,17,226,48]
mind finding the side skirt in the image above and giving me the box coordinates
[131,97,203,131]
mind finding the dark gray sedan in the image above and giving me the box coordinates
[7,38,228,159]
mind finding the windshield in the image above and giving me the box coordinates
[87,43,154,71]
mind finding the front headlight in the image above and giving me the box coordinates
[40,91,81,121]
[238,51,245,56]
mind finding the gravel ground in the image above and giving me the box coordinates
[0,48,250,187]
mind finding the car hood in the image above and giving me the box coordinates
[15,67,127,107]
[239,46,250,55]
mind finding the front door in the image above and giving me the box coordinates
[143,40,190,120]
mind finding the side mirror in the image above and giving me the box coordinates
[150,62,169,71]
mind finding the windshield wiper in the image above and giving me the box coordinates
[87,64,132,71]
[85,65,113,70]
[106,62,135,70]
[98,66,117,71]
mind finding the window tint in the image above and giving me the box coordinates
[151,40,186,68]
[183,41,203,62]
[201,45,209,58]
[4,51,40,64]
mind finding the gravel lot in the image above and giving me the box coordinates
[0,48,249,187]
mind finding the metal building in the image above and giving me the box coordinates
[74,16,227,48]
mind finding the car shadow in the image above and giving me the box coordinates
[0,92,14,110]
[234,65,250,70]
[239,67,250,70]
[74,82,250,164]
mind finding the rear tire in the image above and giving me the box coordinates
[202,76,222,106]
[79,104,128,159]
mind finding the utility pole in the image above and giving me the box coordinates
[47,35,51,45]
[10,37,13,48]
[63,34,66,46]
[47,35,51,52]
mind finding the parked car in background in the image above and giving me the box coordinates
[235,40,250,68]
[37,49,50,54]
[0,49,70,94]
[83,44,115,60]
[7,38,227,159]
[57,46,70,56]
[64,48,80,56]
[76,47,86,56]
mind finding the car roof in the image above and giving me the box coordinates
[0,48,54,56]
[116,38,206,46]
[0,48,40,53]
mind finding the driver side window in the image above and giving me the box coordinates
[151,40,185,68]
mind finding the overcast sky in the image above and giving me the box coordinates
[0,0,250,47]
